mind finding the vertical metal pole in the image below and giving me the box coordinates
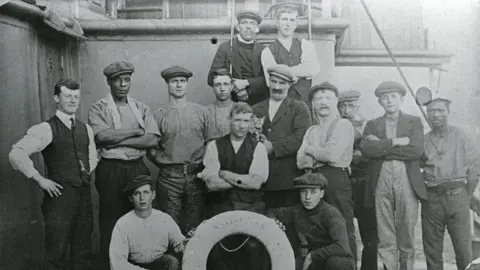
[229,0,236,73]
[359,0,430,127]
[307,0,312,40]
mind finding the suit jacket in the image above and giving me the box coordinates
[359,112,427,208]
[253,97,312,191]
[207,38,268,106]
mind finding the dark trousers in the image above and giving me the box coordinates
[42,184,93,270]
[421,186,472,270]
[155,165,206,234]
[352,180,379,270]
[207,235,270,270]
[130,254,179,270]
[296,256,355,270]
[314,166,357,263]
[264,189,302,256]
[95,158,150,267]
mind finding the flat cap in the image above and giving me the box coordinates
[237,10,262,24]
[428,97,452,106]
[338,90,361,103]
[124,175,154,195]
[267,64,294,83]
[161,65,193,81]
[308,82,339,102]
[293,173,328,189]
[103,61,135,79]
[374,81,407,97]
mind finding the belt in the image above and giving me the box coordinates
[427,184,466,196]
[312,166,348,173]
[162,163,204,175]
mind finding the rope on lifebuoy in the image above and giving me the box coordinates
[219,236,251,253]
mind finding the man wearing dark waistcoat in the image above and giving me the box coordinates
[88,61,161,267]
[9,79,98,270]
[261,3,320,102]
[198,102,270,270]
[207,10,268,105]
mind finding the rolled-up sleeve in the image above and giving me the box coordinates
[86,124,99,173]
[290,39,320,79]
[88,103,111,136]
[261,47,277,87]
[249,143,269,183]
[9,123,53,178]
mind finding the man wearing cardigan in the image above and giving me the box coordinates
[359,81,427,270]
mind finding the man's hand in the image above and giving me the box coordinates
[365,135,380,141]
[33,174,63,197]
[236,89,249,102]
[233,79,249,91]
[272,218,286,231]
[260,136,274,155]
[302,253,312,270]
[174,242,185,253]
[393,137,410,146]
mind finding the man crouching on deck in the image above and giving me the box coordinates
[197,102,270,270]
[267,173,355,270]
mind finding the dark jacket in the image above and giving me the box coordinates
[207,38,268,105]
[359,112,427,208]
[267,201,353,264]
[253,97,312,191]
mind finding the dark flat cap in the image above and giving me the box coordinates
[308,82,339,102]
[124,175,154,195]
[338,90,361,103]
[374,81,407,97]
[161,65,193,81]
[237,10,262,24]
[293,173,328,189]
[103,61,135,79]
[267,64,294,83]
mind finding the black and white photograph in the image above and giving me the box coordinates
[1,0,480,269]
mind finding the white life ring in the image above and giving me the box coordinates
[182,210,295,270]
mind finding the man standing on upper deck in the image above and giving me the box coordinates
[148,66,210,235]
[88,61,161,268]
[261,3,320,103]
[359,81,427,270]
[207,10,268,106]
[421,97,480,270]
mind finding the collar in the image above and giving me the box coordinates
[304,200,325,216]
[215,100,233,108]
[56,110,75,121]
[237,34,254,44]
[269,97,286,104]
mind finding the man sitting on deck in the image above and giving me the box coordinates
[267,173,355,270]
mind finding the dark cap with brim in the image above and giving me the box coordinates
[293,173,328,189]
[161,65,193,81]
[267,64,294,83]
[124,175,154,195]
[308,82,339,103]
[338,89,361,103]
[374,81,407,97]
[103,61,135,79]
[427,97,452,106]
[237,10,262,24]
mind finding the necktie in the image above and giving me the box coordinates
[70,118,75,131]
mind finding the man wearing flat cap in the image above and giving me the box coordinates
[297,82,357,262]
[267,173,355,270]
[207,10,268,106]
[261,2,320,102]
[110,175,184,270]
[359,80,427,270]
[88,61,161,267]
[421,97,479,270]
[337,89,378,270]
[148,65,210,235]
[253,64,312,257]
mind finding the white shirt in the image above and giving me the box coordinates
[268,98,284,121]
[9,110,98,178]
[109,209,185,270]
[261,38,320,86]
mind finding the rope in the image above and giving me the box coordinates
[219,236,251,252]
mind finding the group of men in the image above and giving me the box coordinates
[7,3,480,270]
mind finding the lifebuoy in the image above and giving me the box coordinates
[182,210,295,270]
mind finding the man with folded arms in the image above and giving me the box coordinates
[421,97,480,270]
